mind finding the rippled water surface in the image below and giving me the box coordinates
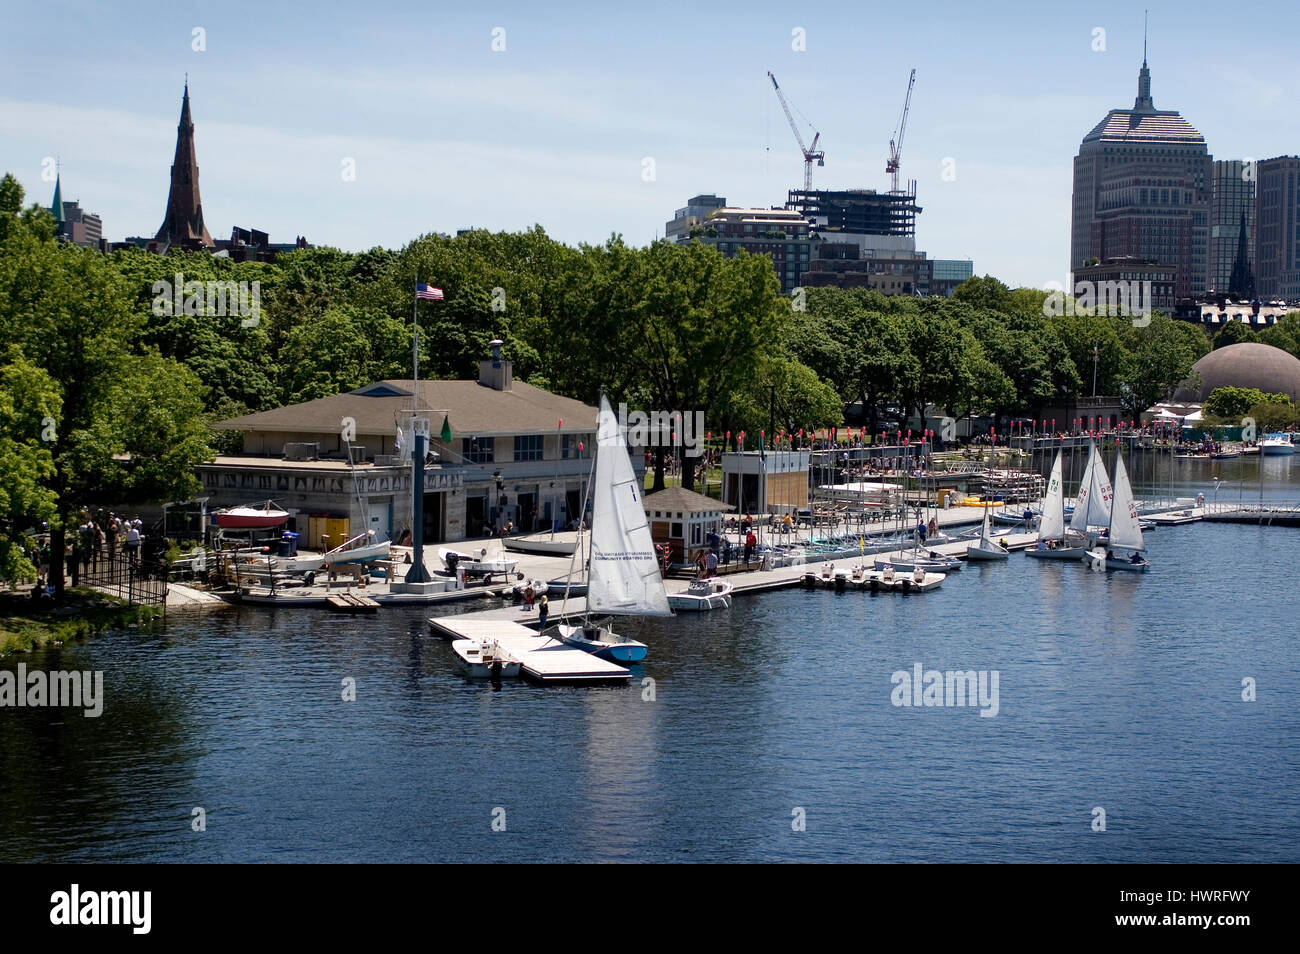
[3,462,1299,862]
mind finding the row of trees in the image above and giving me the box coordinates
[1,167,1263,588]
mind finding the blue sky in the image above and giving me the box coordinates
[2,0,1297,287]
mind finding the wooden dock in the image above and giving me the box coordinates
[327,593,379,614]
[426,617,632,685]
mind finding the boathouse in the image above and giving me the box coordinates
[199,342,614,546]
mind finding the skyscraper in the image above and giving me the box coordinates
[1070,57,1212,299]
[155,82,214,250]
[1254,156,1300,302]
[1209,160,1255,295]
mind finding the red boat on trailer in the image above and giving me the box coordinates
[214,501,291,530]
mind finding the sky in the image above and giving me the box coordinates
[3,0,1298,288]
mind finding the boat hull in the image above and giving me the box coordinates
[1085,549,1150,572]
[965,545,1008,561]
[1025,546,1087,560]
[325,541,391,566]
[1259,446,1295,456]
[451,640,521,679]
[502,536,577,556]
[668,594,732,611]
[557,624,648,664]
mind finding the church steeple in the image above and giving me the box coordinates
[49,167,65,226]
[154,80,214,250]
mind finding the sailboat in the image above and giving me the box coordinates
[966,501,1008,561]
[1026,448,1087,559]
[1069,440,1113,551]
[1086,451,1149,571]
[556,395,672,664]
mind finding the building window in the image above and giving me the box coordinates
[514,434,544,462]
[462,437,494,464]
[562,434,588,459]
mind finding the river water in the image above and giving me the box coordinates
[3,458,1299,862]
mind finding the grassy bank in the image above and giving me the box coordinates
[0,588,163,656]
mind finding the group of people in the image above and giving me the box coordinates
[22,510,151,598]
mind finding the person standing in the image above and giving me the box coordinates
[538,594,549,632]
[705,549,718,579]
[744,530,756,565]
[125,523,142,564]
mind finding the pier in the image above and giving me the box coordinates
[425,617,632,684]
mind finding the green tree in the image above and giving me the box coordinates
[1117,314,1200,416]
[0,207,213,596]
[1204,386,1272,420]
[1212,320,1257,350]
[0,348,61,583]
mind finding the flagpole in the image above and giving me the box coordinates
[412,273,419,412]
[406,275,431,584]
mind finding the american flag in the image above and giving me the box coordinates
[415,282,444,301]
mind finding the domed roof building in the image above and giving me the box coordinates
[1173,342,1300,403]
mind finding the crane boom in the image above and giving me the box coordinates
[768,71,825,191]
[886,68,916,193]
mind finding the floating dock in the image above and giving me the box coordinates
[327,593,379,614]
[426,617,632,685]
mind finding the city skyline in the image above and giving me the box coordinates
[2,0,1298,288]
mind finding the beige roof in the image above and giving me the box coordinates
[216,379,597,437]
[642,486,734,513]
[1083,109,1205,144]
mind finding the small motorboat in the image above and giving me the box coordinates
[439,546,520,579]
[1259,434,1296,456]
[508,578,546,602]
[452,639,521,680]
[668,578,733,611]
[214,501,290,529]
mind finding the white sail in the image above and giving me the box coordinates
[1070,442,1113,532]
[1068,444,1095,533]
[586,395,673,617]
[1038,451,1065,542]
[1107,452,1144,551]
[980,508,993,546]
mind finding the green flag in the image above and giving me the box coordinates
[440,415,453,444]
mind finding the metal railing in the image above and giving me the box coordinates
[79,553,169,607]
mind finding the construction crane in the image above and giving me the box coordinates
[886,68,916,193]
[767,71,824,191]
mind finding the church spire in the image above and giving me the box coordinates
[155,81,214,250]
[49,165,65,226]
